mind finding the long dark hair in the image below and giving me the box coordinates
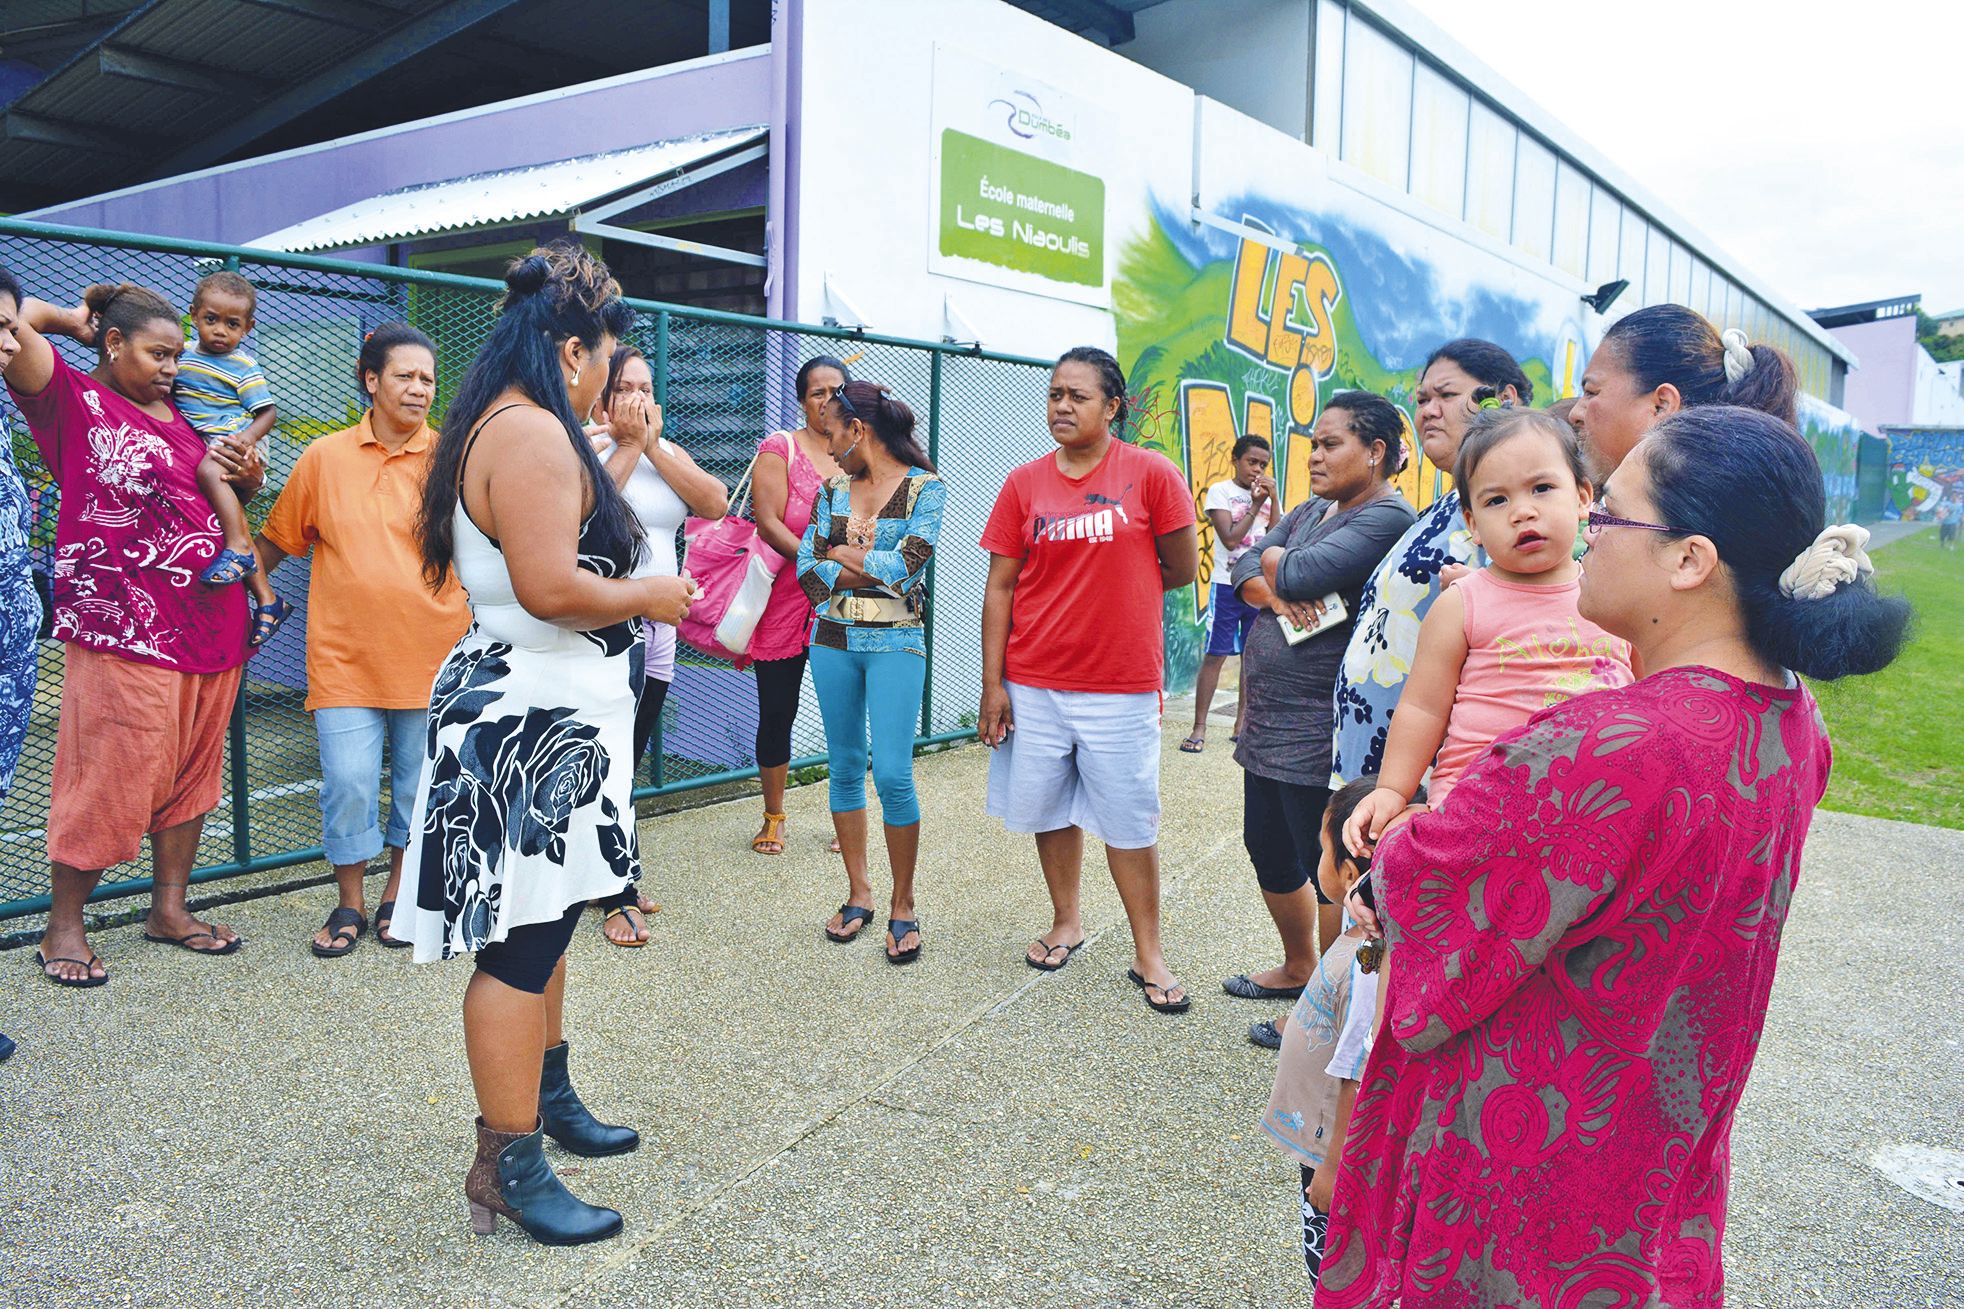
[796,353,850,399]
[832,379,935,472]
[1645,406,1908,679]
[1600,305,1797,427]
[418,242,639,590]
[600,343,646,416]
[1324,390,1409,475]
[1423,338,1534,406]
[0,265,22,308]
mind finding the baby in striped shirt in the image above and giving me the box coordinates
[178,270,288,645]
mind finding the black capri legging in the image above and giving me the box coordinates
[753,651,807,770]
[475,901,585,994]
[1243,770,1333,901]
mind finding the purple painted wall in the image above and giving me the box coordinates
[30,49,773,250]
[1832,315,1918,432]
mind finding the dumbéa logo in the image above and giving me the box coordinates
[987,91,1071,143]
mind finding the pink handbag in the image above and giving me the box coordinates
[677,444,786,666]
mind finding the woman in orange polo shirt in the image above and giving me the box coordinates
[255,323,473,956]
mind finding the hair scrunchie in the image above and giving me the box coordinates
[1721,328,1755,384]
[1778,524,1873,601]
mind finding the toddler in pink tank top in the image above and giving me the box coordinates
[1346,408,1632,850]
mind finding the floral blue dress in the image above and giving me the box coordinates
[1329,491,1481,787]
[0,418,38,799]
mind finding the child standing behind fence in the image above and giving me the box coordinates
[1344,407,1633,850]
[175,270,288,646]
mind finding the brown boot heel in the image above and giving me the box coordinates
[465,1116,529,1235]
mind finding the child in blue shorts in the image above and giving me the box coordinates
[177,270,288,645]
[1183,434,1275,752]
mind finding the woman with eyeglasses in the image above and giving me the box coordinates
[796,380,944,961]
[1315,404,1908,1308]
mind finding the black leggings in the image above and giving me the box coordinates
[474,901,584,994]
[753,652,806,770]
[1243,771,1333,900]
[630,675,671,777]
[593,676,670,915]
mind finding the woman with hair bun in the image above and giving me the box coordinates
[1224,391,1414,1033]
[403,242,698,1247]
[1319,407,1908,1308]
[796,379,945,962]
[1570,302,1799,481]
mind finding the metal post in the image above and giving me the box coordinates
[653,308,669,786]
[227,694,250,865]
[921,352,942,738]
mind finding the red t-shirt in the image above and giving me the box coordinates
[9,355,248,673]
[980,439,1196,693]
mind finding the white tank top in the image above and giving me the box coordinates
[594,434,689,682]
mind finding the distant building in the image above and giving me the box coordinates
[1931,308,1964,339]
[1813,295,1964,431]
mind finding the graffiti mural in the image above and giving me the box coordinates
[1883,426,1964,519]
[1114,197,1585,691]
[1797,394,1861,523]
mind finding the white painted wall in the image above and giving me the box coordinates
[1125,0,1312,142]
[792,0,1195,356]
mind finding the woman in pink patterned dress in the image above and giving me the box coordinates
[1317,408,1909,1309]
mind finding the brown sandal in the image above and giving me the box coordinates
[752,811,787,855]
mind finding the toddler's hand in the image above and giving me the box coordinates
[1344,786,1408,858]
[1438,562,1472,588]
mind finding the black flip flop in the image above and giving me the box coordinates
[143,928,243,956]
[308,907,366,959]
[825,904,875,944]
[1127,967,1192,1015]
[1026,935,1084,971]
[35,949,107,988]
[886,919,922,966]
[374,898,413,949]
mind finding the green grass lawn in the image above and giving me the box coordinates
[1810,529,1964,829]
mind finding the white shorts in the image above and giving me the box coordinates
[985,681,1163,849]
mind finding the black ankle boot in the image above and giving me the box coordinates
[466,1117,623,1246]
[539,1040,639,1157]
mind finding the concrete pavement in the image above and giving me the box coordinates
[3,706,1960,1308]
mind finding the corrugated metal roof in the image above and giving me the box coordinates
[249,125,767,252]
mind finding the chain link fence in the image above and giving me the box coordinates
[0,218,1054,920]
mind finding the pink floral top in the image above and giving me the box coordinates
[1317,667,1832,1309]
[9,355,248,674]
[747,430,825,663]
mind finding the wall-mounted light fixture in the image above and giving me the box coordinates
[1582,279,1629,315]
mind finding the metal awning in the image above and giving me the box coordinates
[250,124,768,262]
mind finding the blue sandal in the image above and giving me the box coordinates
[200,547,258,587]
[249,596,292,648]
[886,918,921,965]
[825,904,874,944]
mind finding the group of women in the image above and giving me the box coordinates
[0,234,1911,1307]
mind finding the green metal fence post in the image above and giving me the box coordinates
[227,696,250,865]
[652,309,670,788]
[921,352,942,738]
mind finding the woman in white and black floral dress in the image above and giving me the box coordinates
[403,242,696,1248]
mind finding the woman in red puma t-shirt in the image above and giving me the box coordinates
[979,346,1199,1014]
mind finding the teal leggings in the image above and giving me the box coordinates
[808,645,925,826]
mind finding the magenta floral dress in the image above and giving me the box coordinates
[1317,667,1832,1309]
[747,430,824,663]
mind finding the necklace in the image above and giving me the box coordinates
[845,472,905,547]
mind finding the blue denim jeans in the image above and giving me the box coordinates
[314,707,426,867]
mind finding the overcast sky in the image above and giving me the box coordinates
[1403,0,1964,317]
